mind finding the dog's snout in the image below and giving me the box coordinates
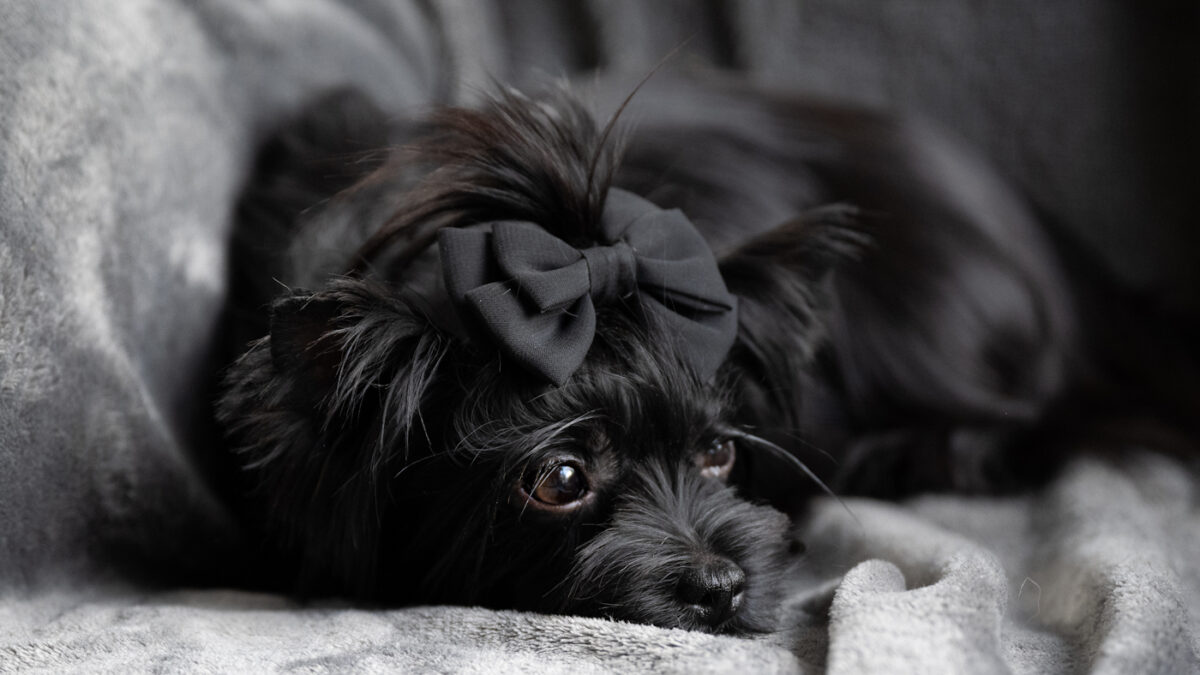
[677,556,746,627]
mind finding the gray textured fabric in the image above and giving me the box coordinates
[2,1,1198,673]
[806,453,1200,674]
[0,0,441,586]
[3,454,1198,673]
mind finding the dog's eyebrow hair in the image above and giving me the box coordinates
[450,410,603,464]
[446,418,509,458]
[513,411,604,464]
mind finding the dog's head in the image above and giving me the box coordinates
[219,88,853,633]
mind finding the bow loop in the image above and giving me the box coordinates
[491,221,590,313]
[438,189,737,385]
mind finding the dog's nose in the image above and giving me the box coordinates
[677,556,746,627]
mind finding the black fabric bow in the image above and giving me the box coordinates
[438,189,738,385]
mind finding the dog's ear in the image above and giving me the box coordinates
[268,292,345,408]
[219,277,452,594]
[722,180,1075,496]
[262,280,451,428]
[719,205,869,433]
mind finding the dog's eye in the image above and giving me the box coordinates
[696,439,736,480]
[528,463,588,507]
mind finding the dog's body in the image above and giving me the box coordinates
[217,78,1199,633]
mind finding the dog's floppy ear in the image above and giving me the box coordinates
[261,279,450,429]
[719,205,869,432]
[219,277,451,594]
[267,292,345,408]
[722,166,1075,494]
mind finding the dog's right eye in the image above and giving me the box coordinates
[523,462,589,509]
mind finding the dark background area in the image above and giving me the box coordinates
[477,1,1200,314]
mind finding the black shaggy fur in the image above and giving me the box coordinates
[217,81,1200,633]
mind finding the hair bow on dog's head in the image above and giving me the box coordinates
[438,189,738,385]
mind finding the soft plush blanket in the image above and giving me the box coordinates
[2,1,1197,673]
[5,454,1198,673]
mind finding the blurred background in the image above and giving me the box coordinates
[448,0,1200,314]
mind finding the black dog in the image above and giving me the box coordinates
[217,80,1199,633]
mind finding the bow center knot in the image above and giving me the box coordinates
[581,241,637,305]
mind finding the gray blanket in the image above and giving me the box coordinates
[5,454,1198,673]
[2,1,1197,672]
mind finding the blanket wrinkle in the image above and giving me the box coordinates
[1017,459,1200,674]
[801,503,1010,675]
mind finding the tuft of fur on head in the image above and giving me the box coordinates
[354,86,622,272]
